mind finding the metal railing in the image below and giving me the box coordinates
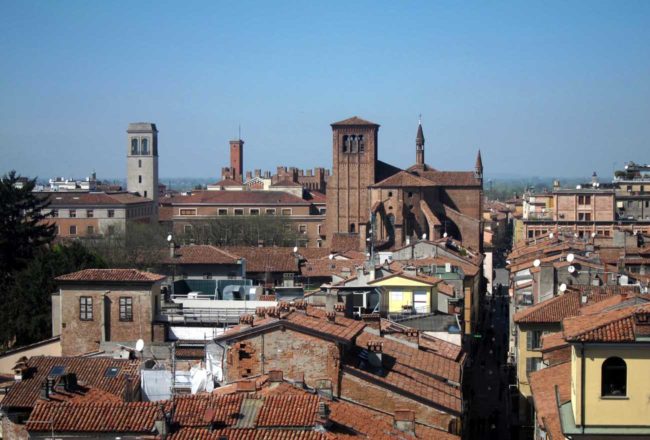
[157,306,256,325]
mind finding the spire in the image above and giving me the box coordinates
[415,117,425,166]
[475,150,483,178]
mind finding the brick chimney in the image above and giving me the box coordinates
[236,380,257,393]
[367,341,383,368]
[325,292,337,313]
[317,401,331,428]
[326,311,336,322]
[393,409,415,435]
[239,314,254,327]
[268,370,284,382]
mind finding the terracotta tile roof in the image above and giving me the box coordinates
[170,428,328,439]
[55,268,165,283]
[407,168,481,187]
[529,362,571,440]
[300,258,365,278]
[376,160,403,182]
[37,191,151,206]
[2,356,140,410]
[330,116,379,126]
[371,170,436,188]
[222,246,299,273]
[168,190,310,206]
[513,288,624,324]
[216,306,365,344]
[345,332,463,414]
[256,394,319,427]
[562,302,650,342]
[402,256,480,277]
[211,178,243,187]
[380,320,463,362]
[166,245,240,265]
[368,271,442,286]
[173,393,243,427]
[305,190,327,203]
[328,397,459,439]
[330,233,360,253]
[540,331,569,353]
[26,401,162,433]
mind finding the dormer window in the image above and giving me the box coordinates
[131,138,139,155]
[602,357,626,397]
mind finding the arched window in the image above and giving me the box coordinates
[358,135,364,152]
[131,138,139,155]
[343,135,349,153]
[349,223,356,233]
[141,138,149,155]
[602,357,626,396]
[350,135,358,153]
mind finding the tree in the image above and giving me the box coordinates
[3,242,106,347]
[0,171,55,282]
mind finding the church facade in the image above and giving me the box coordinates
[326,116,484,252]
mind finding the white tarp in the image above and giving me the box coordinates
[169,326,226,341]
[141,369,172,402]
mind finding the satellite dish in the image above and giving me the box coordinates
[166,234,173,242]
[574,233,579,238]
[549,232,554,239]
[591,232,597,238]
[443,232,448,238]
[328,254,334,260]
[422,233,427,240]
[533,259,541,268]
[293,246,298,253]
[559,283,567,292]
[135,339,145,352]
[567,253,575,263]
[568,265,576,274]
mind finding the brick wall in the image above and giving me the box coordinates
[225,328,341,391]
[60,283,159,356]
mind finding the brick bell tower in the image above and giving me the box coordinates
[229,139,244,182]
[326,116,379,246]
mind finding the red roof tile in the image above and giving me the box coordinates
[2,356,140,410]
[256,394,319,427]
[529,362,571,440]
[330,116,379,126]
[167,245,240,265]
[222,246,299,273]
[26,402,162,433]
[55,268,165,283]
[167,190,310,206]
[38,191,151,206]
[561,303,650,342]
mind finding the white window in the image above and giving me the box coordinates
[390,291,403,302]
[414,291,428,313]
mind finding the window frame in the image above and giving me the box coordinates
[69,225,77,235]
[107,209,115,218]
[119,297,133,322]
[69,209,76,218]
[601,357,627,397]
[79,296,93,321]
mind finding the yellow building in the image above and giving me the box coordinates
[368,272,441,315]
[529,300,650,439]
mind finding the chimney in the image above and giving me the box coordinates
[315,379,333,400]
[393,409,415,435]
[239,314,254,327]
[40,380,51,401]
[326,311,336,322]
[268,370,283,382]
[360,313,381,330]
[325,292,337,313]
[367,341,383,368]
[236,380,257,393]
[317,402,331,427]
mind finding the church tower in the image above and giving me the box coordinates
[126,123,159,204]
[229,139,244,182]
[326,116,379,244]
[415,120,425,166]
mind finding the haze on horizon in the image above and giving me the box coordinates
[1,1,649,181]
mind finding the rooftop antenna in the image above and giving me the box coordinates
[238,124,241,140]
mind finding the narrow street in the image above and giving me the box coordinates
[465,269,512,439]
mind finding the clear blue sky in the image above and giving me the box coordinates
[1,1,649,180]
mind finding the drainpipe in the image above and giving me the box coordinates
[580,342,585,434]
